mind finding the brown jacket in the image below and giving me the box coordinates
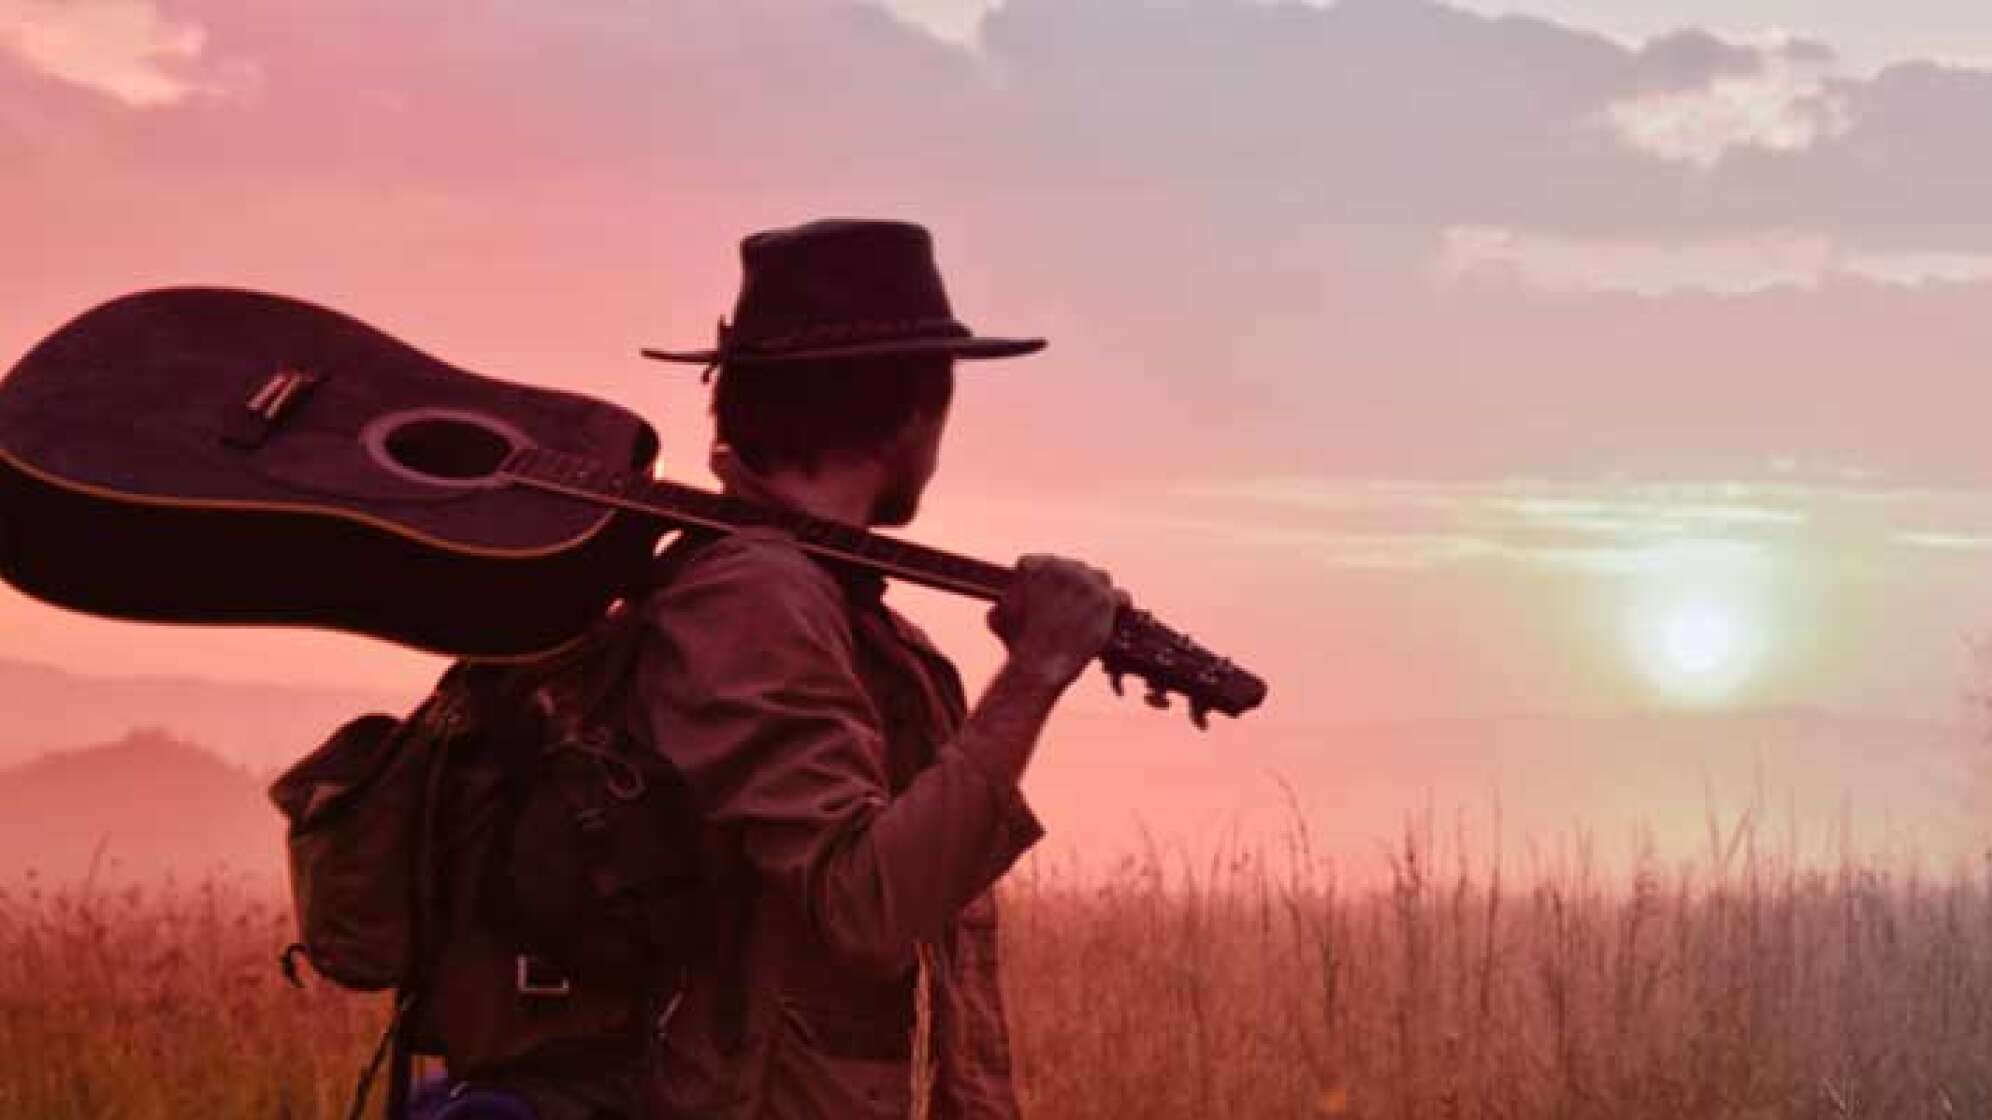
[623,512,1043,1119]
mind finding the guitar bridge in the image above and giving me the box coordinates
[220,368,323,450]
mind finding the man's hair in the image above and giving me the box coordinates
[711,353,955,476]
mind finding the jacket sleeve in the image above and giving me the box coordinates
[631,530,1043,977]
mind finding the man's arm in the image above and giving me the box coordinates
[633,534,1109,978]
[966,550,1131,787]
[949,657,1068,789]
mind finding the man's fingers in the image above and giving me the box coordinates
[1014,554,1121,601]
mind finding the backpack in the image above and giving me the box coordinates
[269,529,721,1117]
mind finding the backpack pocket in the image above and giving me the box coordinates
[501,717,704,989]
[269,697,457,991]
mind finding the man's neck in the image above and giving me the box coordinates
[712,445,876,529]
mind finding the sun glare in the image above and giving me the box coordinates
[1630,596,1763,704]
[1661,603,1737,675]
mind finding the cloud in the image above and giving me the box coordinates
[1896,532,1992,553]
[1159,476,1992,575]
[0,0,212,107]
[1601,49,1851,167]
[1627,28,1770,90]
[1438,226,1992,295]
[868,0,996,45]
[1704,59,1992,249]
[1113,515,1501,571]
[8,0,1992,492]
[13,0,1990,248]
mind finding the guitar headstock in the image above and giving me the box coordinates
[1099,607,1268,729]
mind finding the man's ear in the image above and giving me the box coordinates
[868,414,924,460]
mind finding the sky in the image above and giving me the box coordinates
[886,0,1992,70]
[3,0,1991,859]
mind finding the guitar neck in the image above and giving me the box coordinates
[501,446,1015,601]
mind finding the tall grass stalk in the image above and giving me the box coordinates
[3,811,1989,1119]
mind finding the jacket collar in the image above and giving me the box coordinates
[710,443,889,606]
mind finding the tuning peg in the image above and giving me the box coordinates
[1189,701,1210,731]
[1144,682,1170,709]
[1104,666,1125,697]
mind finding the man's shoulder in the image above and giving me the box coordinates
[645,527,848,615]
[877,604,947,660]
[663,526,823,577]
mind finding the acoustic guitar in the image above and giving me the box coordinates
[0,288,1266,727]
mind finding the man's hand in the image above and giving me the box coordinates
[955,554,1129,792]
[986,554,1131,691]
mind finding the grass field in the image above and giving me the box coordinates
[3,817,1989,1119]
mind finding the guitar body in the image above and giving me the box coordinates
[0,288,665,658]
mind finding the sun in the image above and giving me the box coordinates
[1660,602,1738,676]
[1630,595,1763,704]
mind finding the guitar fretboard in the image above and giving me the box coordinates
[494,445,1268,722]
[501,446,1016,600]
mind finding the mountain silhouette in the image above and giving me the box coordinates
[0,655,417,772]
[0,727,284,885]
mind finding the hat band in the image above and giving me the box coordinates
[731,315,972,356]
[683,316,978,382]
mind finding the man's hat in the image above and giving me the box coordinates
[640,219,1045,379]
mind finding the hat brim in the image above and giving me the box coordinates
[640,335,1045,365]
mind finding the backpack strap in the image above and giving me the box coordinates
[557,527,725,723]
[517,526,725,941]
[384,673,478,1119]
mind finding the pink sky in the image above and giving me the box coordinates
[5,0,1991,862]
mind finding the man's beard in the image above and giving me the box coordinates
[869,479,921,527]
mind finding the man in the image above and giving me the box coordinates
[629,218,1127,1118]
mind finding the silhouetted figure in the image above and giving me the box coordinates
[552,219,1124,1118]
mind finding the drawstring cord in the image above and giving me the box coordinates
[910,941,937,1120]
[346,990,414,1120]
[700,318,731,384]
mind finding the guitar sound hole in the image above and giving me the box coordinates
[360,408,532,490]
[385,418,510,480]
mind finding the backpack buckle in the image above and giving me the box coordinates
[515,954,572,999]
